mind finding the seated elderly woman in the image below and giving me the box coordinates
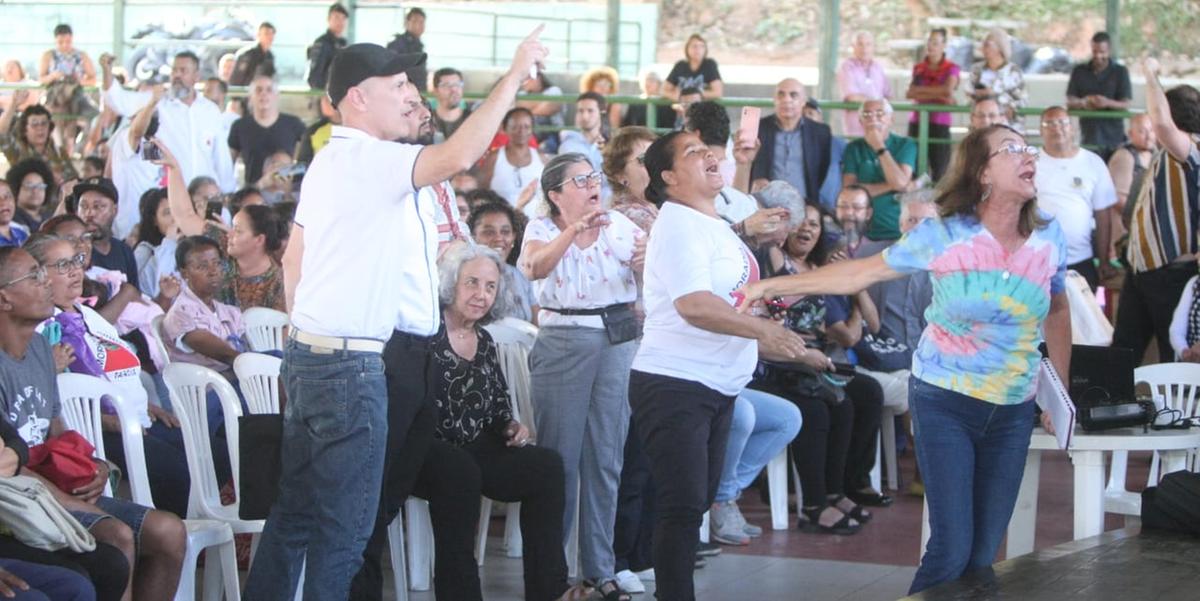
[26,233,228,518]
[415,242,583,601]
[162,235,246,378]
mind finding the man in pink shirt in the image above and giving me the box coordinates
[162,235,246,376]
[838,31,892,137]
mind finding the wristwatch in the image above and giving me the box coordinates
[875,147,888,157]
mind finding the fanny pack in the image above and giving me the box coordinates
[543,303,641,344]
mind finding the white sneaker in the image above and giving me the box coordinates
[615,569,645,594]
[710,500,751,545]
[634,568,656,582]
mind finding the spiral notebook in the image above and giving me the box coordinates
[1035,358,1076,450]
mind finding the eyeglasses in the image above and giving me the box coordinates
[553,171,604,190]
[0,265,47,289]
[989,144,1040,158]
[22,182,47,191]
[47,253,86,275]
[436,81,464,90]
[634,153,646,166]
[61,232,96,246]
[25,119,50,129]
[1040,118,1072,129]
[861,110,888,119]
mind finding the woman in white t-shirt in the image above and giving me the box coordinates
[519,153,643,601]
[629,131,806,601]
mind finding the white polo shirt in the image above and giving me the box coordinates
[290,126,439,341]
[1034,148,1118,265]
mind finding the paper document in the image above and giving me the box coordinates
[1035,358,1075,450]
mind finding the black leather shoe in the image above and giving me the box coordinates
[847,490,894,507]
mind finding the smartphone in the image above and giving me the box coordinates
[140,142,162,161]
[205,200,223,221]
[737,107,761,147]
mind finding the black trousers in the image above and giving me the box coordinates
[410,432,569,601]
[750,375,871,507]
[349,331,436,601]
[843,374,885,492]
[909,122,952,182]
[613,415,655,574]
[1113,261,1198,363]
[0,535,129,601]
[628,371,734,601]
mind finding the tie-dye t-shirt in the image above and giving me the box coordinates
[882,213,1067,405]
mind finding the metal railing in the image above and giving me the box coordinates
[0,81,1136,178]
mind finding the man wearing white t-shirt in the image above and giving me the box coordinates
[244,31,548,601]
[1035,106,1118,290]
[109,87,166,240]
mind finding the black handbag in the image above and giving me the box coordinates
[238,414,283,520]
[1141,471,1200,536]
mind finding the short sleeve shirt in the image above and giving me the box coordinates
[909,59,961,127]
[667,59,722,91]
[163,283,247,373]
[842,133,919,240]
[1033,149,1118,264]
[522,211,642,328]
[882,214,1068,405]
[0,336,60,446]
[228,113,307,184]
[1066,61,1132,149]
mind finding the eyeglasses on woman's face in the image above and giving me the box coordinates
[989,143,1039,159]
[553,171,604,190]
[46,253,86,275]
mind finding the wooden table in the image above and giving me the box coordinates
[903,528,1200,600]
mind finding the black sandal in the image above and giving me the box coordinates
[595,580,632,601]
[829,494,872,524]
[798,504,861,535]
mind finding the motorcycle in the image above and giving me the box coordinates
[125,11,255,81]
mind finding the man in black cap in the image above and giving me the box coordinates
[74,177,140,288]
[243,26,548,601]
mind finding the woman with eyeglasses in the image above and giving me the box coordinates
[737,125,1071,594]
[0,96,79,182]
[24,234,196,519]
[0,180,29,247]
[519,153,645,601]
[6,158,57,233]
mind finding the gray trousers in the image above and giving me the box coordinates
[530,325,634,584]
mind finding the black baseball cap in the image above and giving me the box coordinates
[326,43,426,106]
[72,177,118,204]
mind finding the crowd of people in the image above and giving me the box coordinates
[0,4,1198,601]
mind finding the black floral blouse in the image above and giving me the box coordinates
[432,325,514,447]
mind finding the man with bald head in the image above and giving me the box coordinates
[969,98,1006,130]
[750,78,833,203]
[1108,113,1157,210]
[1036,106,1118,290]
[837,31,890,137]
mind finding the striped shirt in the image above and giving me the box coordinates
[1126,139,1200,273]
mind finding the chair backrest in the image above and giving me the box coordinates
[1134,363,1200,420]
[243,307,289,353]
[149,315,172,367]
[163,363,243,520]
[56,374,136,501]
[483,318,538,430]
[233,353,282,415]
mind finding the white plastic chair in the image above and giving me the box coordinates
[162,363,266,544]
[149,315,173,367]
[233,353,282,415]
[405,498,434,592]
[1105,362,1200,516]
[57,373,240,601]
[766,450,789,530]
[243,307,289,353]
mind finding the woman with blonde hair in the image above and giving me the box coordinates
[581,66,624,132]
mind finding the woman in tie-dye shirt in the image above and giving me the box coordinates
[736,125,1072,594]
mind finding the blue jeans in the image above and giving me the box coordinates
[243,339,388,601]
[0,558,95,601]
[715,389,802,503]
[908,377,1035,594]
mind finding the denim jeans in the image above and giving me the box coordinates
[715,389,802,503]
[908,377,1035,594]
[0,558,95,601]
[243,339,388,601]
